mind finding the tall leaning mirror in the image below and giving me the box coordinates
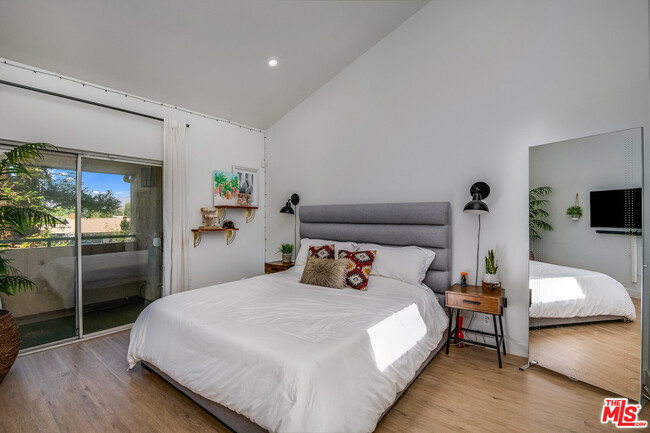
[528,128,643,401]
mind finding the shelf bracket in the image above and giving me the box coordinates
[245,208,256,223]
[193,231,202,248]
[217,208,227,224]
[226,230,236,245]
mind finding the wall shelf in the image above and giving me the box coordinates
[192,227,239,247]
[215,205,259,224]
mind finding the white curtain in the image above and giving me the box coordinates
[162,119,189,296]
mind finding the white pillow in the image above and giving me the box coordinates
[357,243,435,286]
[295,238,358,266]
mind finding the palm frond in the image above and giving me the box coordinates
[1,143,55,165]
[0,274,36,296]
[0,143,56,178]
[530,208,550,219]
[0,206,63,236]
[529,198,549,208]
[530,220,553,231]
[530,228,541,242]
[0,143,60,296]
[530,186,553,197]
[529,186,553,243]
[1,164,32,177]
[0,253,12,275]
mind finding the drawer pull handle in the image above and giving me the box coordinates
[462,300,481,305]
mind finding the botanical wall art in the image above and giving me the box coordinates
[213,171,240,206]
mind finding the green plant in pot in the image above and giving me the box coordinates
[529,186,553,260]
[0,143,60,383]
[483,249,500,289]
[277,243,293,263]
[566,205,583,221]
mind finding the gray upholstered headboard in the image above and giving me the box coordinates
[299,202,451,304]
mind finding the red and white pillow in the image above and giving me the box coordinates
[295,238,358,266]
[307,245,335,260]
[338,250,377,291]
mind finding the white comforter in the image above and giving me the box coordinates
[529,261,636,320]
[127,267,447,433]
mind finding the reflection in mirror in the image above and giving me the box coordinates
[528,128,642,401]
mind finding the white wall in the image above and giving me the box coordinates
[0,60,266,290]
[530,129,643,297]
[265,0,650,356]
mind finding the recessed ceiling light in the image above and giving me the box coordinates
[267,57,279,67]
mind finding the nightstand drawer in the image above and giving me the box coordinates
[265,261,295,274]
[446,291,500,315]
[265,264,285,273]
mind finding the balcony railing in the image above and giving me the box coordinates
[0,234,136,248]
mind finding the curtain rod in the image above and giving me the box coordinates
[0,79,189,128]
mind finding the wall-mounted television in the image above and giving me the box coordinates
[590,188,641,229]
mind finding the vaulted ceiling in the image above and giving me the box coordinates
[0,0,429,129]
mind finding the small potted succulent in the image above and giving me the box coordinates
[483,249,500,290]
[277,243,293,263]
[566,205,583,221]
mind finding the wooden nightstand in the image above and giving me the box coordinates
[265,260,295,274]
[445,283,506,367]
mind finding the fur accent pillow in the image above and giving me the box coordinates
[300,256,347,289]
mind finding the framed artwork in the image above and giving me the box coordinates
[232,165,258,206]
[213,171,240,206]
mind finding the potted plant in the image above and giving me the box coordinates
[529,186,553,259]
[277,243,293,263]
[483,249,500,290]
[0,143,60,383]
[566,205,583,221]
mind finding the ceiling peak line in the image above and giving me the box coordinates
[0,58,265,134]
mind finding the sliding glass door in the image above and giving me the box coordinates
[0,146,162,350]
[80,158,162,335]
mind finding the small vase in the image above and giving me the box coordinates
[282,253,292,263]
[482,273,500,290]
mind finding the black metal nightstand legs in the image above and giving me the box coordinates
[445,307,505,368]
[445,309,454,355]
[498,315,506,355]
[492,315,502,368]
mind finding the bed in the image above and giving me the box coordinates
[127,202,451,433]
[38,249,148,308]
[529,260,636,327]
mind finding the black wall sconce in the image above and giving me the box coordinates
[280,194,300,259]
[463,182,490,285]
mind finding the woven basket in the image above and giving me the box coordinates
[0,309,20,384]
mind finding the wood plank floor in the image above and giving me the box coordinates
[0,330,647,432]
[529,298,641,400]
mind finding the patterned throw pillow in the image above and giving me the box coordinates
[308,244,335,260]
[338,250,377,291]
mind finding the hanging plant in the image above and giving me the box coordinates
[567,193,582,221]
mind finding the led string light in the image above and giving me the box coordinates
[1,59,264,134]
